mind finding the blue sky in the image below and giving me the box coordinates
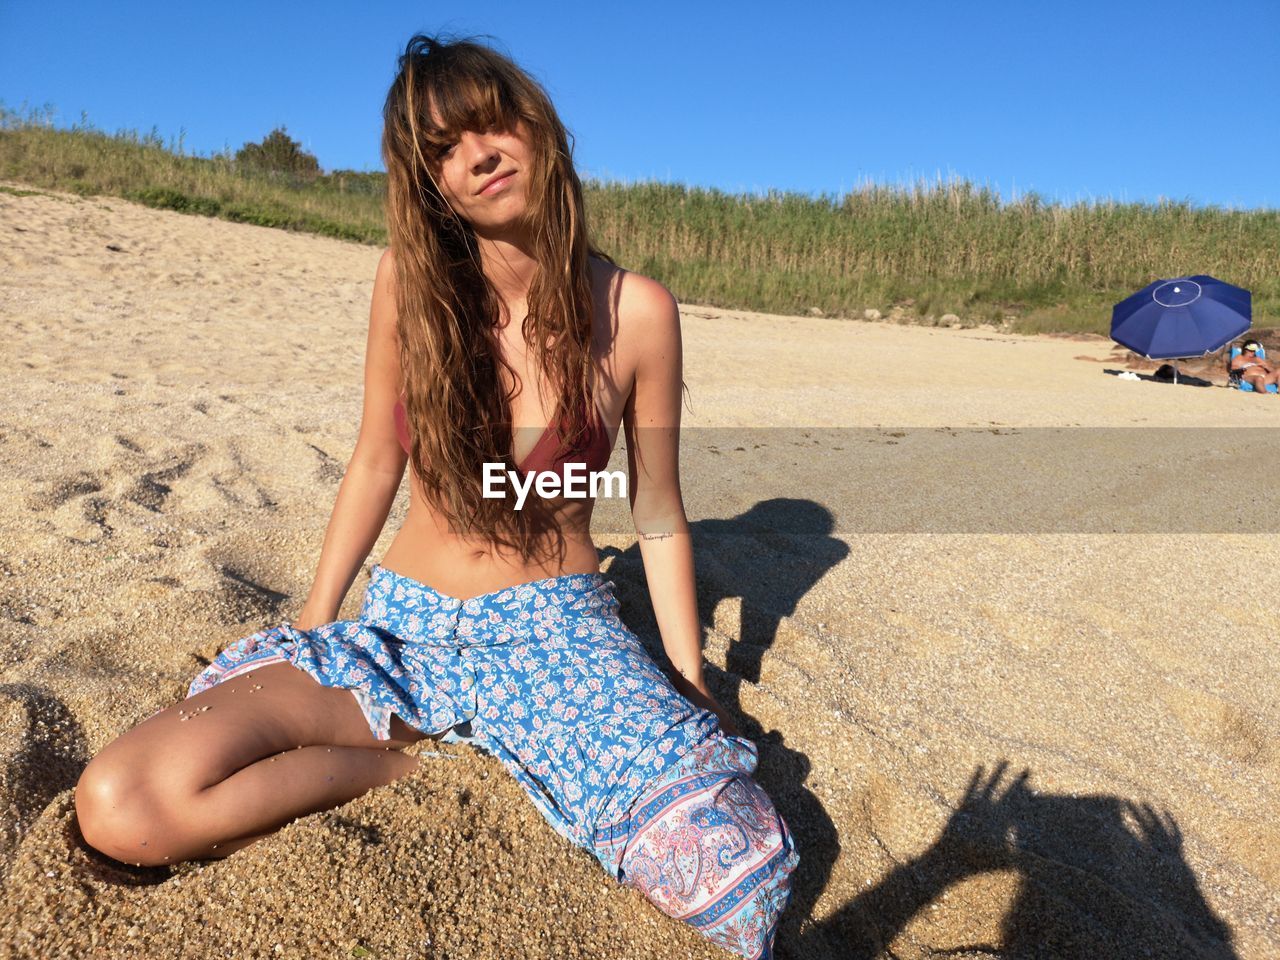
[2,0,1277,208]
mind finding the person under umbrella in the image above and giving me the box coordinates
[1228,338,1280,393]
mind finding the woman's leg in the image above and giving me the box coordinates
[1244,372,1276,392]
[614,736,799,960]
[75,661,427,866]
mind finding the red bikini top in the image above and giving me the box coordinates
[393,396,613,476]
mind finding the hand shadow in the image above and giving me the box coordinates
[797,762,1238,960]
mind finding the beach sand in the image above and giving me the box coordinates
[1,182,1276,959]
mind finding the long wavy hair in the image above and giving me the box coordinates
[381,35,608,558]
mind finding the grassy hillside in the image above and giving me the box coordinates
[4,105,1277,335]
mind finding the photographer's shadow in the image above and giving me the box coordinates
[600,500,1238,959]
[601,497,849,941]
[800,762,1238,959]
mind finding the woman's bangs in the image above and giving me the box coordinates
[423,68,520,143]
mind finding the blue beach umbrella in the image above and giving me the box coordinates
[1111,275,1252,362]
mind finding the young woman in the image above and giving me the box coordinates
[75,35,798,959]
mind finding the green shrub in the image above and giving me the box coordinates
[124,186,221,216]
[235,126,320,182]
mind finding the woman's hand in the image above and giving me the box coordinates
[670,671,743,738]
[290,601,335,633]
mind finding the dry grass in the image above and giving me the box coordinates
[4,103,1276,335]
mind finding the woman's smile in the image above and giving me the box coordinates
[477,170,517,196]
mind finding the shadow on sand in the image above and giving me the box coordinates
[794,762,1237,959]
[0,683,88,887]
[1103,367,1217,388]
[602,497,1238,960]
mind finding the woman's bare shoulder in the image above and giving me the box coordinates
[370,248,400,337]
[589,257,678,335]
[377,247,397,286]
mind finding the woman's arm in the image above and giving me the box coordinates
[295,250,409,627]
[622,275,740,736]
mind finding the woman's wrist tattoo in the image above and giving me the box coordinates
[638,530,673,541]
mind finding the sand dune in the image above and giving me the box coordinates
[1,182,1276,959]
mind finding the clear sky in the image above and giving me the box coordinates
[2,0,1277,208]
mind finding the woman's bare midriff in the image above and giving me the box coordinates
[378,475,604,602]
[379,261,629,601]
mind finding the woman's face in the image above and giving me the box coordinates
[432,120,533,235]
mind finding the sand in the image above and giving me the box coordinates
[0,181,1276,959]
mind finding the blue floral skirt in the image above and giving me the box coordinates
[185,562,798,959]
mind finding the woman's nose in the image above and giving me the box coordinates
[459,130,499,171]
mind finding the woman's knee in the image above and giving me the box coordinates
[75,754,187,866]
[620,771,799,959]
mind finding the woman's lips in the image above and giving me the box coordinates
[478,171,516,195]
